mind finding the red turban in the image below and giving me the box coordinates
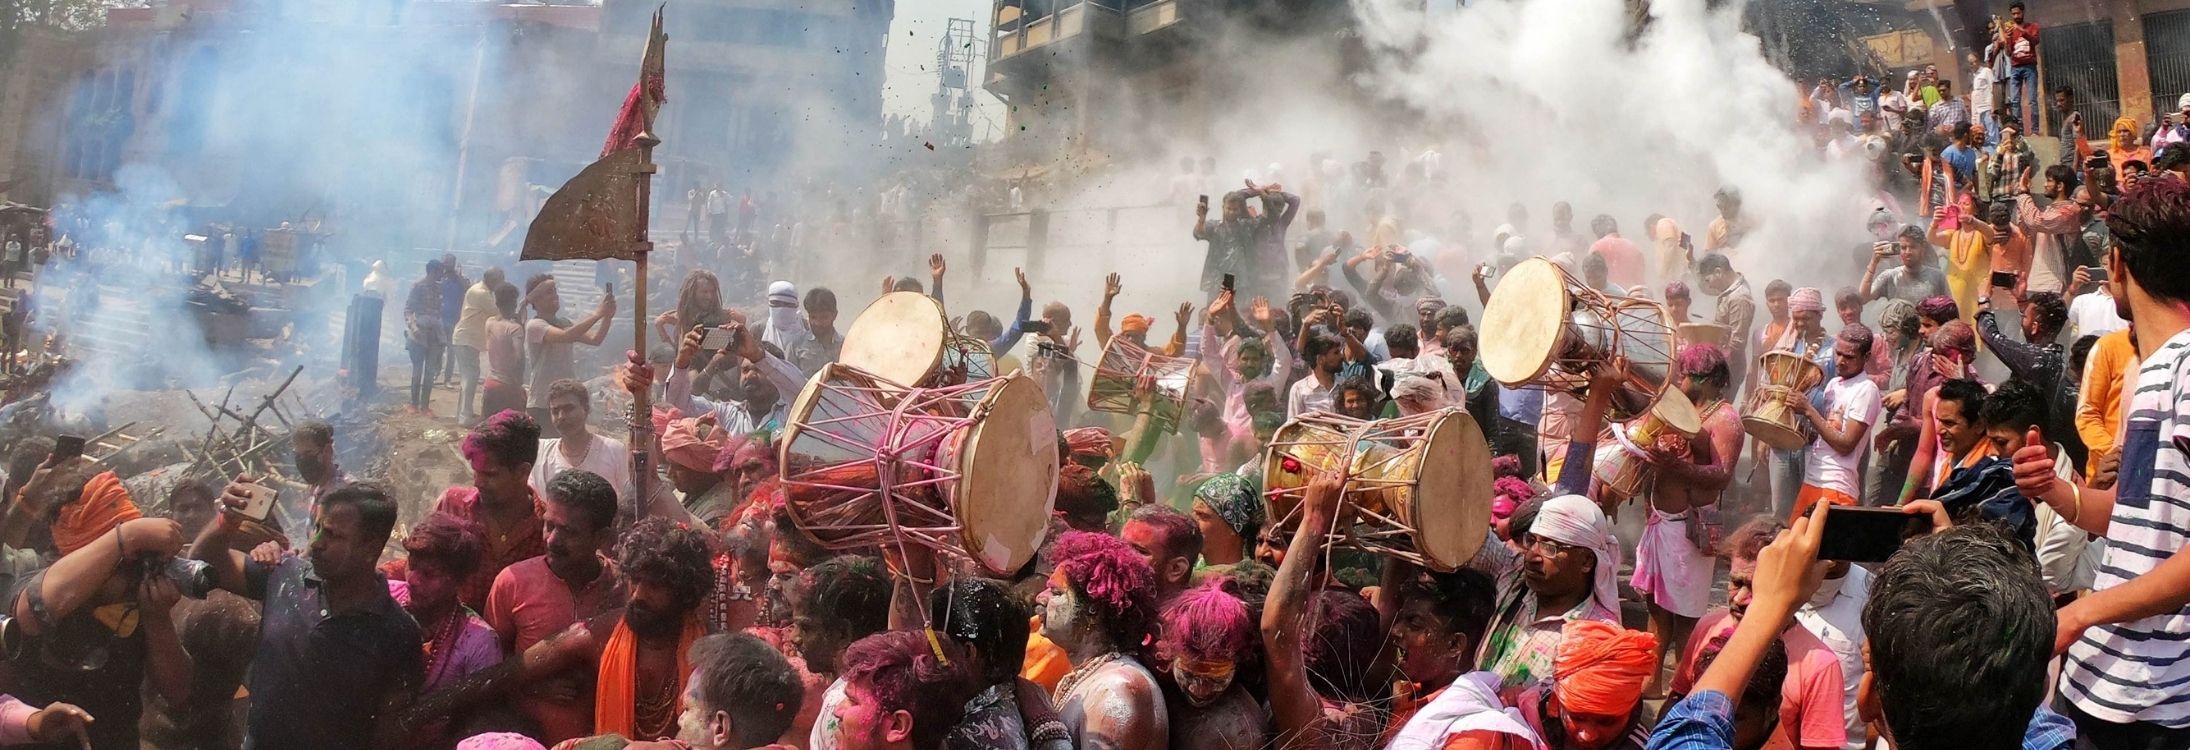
[52,471,143,556]
[1552,620,1658,716]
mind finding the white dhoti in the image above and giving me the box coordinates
[1628,508,1712,619]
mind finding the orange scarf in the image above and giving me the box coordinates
[52,471,141,555]
[593,615,703,739]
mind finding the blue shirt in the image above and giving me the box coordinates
[1942,144,1980,183]
[1643,691,2077,750]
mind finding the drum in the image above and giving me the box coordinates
[839,291,994,389]
[1262,409,1492,571]
[1590,388,1701,501]
[1677,322,1732,348]
[1480,257,1679,422]
[1742,351,1824,451]
[778,363,1059,575]
[1087,338,1197,433]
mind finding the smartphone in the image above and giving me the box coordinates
[1221,273,1236,292]
[700,327,735,353]
[1197,194,1209,211]
[604,282,615,298]
[1990,270,2018,289]
[238,483,279,523]
[1818,505,1934,563]
[1021,320,1053,335]
[51,435,84,462]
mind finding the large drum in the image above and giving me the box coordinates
[1677,322,1732,349]
[839,292,995,389]
[777,363,1058,575]
[1743,351,1825,451]
[1590,388,1703,501]
[1087,338,1197,433]
[1262,409,1492,571]
[1480,257,1679,422]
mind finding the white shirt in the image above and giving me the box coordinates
[2031,443,2097,596]
[2068,290,2128,339]
[1288,374,1334,418]
[809,676,848,750]
[1970,67,1996,116]
[2061,328,2190,728]
[1796,566,1872,749]
[1802,375,1881,497]
[529,434,634,506]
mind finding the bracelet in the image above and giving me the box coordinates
[2066,482,2083,525]
[1029,719,1071,744]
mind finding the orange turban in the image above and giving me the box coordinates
[661,414,726,473]
[52,471,143,556]
[1552,620,1657,716]
[1120,314,1154,335]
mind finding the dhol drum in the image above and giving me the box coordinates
[1262,409,1492,572]
[839,291,995,389]
[1743,350,1825,451]
[1677,322,1732,349]
[1590,388,1703,501]
[777,363,1058,575]
[1480,257,1680,422]
[1087,338,1198,434]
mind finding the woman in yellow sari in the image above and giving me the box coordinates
[1928,193,1994,329]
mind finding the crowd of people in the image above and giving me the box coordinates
[14,6,2190,748]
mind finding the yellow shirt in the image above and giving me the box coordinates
[2075,329,2136,476]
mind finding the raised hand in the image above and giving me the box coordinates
[1208,290,1234,319]
[1175,302,1194,329]
[929,253,947,279]
[1251,296,1272,324]
[1104,273,1123,301]
[1016,267,1031,297]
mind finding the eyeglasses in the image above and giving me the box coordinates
[1520,533,1580,557]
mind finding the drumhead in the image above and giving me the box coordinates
[1481,258,1575,386]
[1650,388,1703,437]
[1678,323,1732,346]
[954,374,1059,575]
[1408,412,1492,571]
[840,292,949,387]
[1260,416,1360,526]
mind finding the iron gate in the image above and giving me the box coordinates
[2147,10,2190,121]
[2043,20,2122,136]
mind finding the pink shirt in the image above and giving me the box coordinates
[484,555,624,744]
[1589,235,1647,289]
[1672,610,1849,749]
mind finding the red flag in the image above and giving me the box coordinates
[602,5,667,157]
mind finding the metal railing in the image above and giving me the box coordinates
[2146,10,2190,121]
[2043,20,2122,137]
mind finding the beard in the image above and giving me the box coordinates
[625,599,686,639]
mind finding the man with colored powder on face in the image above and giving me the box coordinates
[1041,531,1169,750]
[1479,494,1623,693]
[391,512,504,749]
[927,579,1063,750]
[672,632,804,750]
[653,413,732,530]
[831,631,979,750]
[1513,620,1656,750]
[1379,564,1541,750]
[1896,378,1991,504]
[434,410,546,612]
[1122,505,1203,604]
[532,517,717,745]
[1155,584,1267,750]
[1667,518,1847,750]
[487,468,627,745]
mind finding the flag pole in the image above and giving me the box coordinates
[630,131,658,526]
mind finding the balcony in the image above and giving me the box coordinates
[989,1,1126,70]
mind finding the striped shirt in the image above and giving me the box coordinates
[2061,328,2190,728]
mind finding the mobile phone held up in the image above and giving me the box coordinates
[1020,320,1053,335]
[51,435,84,462]
[1991,271,2018,290]
[1818,505,1934,563]
[1222,273,1236,293]
[700,327,736,354]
